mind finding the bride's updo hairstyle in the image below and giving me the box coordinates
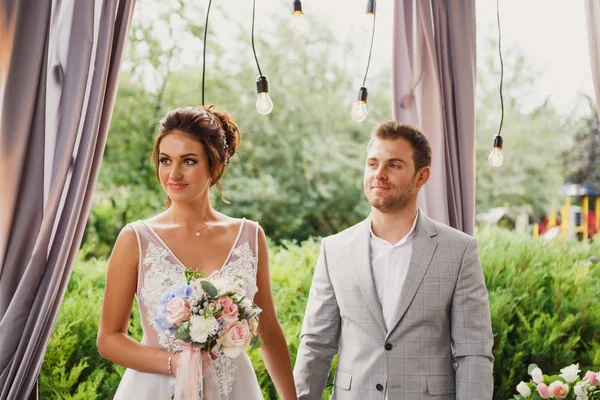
[152,105,240,206]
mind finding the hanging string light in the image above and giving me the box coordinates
[252,0,273,115]
[201,0,213,105]
[291,0,307,34]
[489,0,505,167]
[352,0,376,122]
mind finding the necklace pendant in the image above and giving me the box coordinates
[195,231,201,237]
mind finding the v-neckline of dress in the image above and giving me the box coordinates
[141,218,246,275]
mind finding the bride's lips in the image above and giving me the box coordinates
[168,183,188,191]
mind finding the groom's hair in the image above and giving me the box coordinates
[368,121,432,171]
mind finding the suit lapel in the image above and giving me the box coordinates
[349,218,387,333]
[386,213,438,335]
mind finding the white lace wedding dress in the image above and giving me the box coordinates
[113,218,264,400]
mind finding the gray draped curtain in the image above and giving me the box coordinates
[0,1,135,399]
[392,0,477,234]
[585,0,600,116]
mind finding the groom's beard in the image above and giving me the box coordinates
[365,176,417,213]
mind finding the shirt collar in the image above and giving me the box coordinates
[369,209,419,248]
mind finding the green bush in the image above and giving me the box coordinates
[40,228,600,399]
[479,227,600,398]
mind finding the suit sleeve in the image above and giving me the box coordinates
[294,238,341,400]
[451,238,495,399]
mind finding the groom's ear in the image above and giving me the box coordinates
[416,167,431,188]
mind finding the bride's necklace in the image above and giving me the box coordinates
[179,221,214,237]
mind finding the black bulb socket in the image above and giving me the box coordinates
[492,135,503,150]
[357,87,368,102]
[293,0,302,13]
[366,0,375,15]
[256,76,269,94]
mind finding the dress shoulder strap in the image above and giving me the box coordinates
[234,218,260,260]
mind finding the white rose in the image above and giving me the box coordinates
[240,298,253,309]
[531,367,544,384]
[211,277,233,296]
[574,384,588,400]
[516,381,532,397]
[560,363,581,383]
[189,315,219,343]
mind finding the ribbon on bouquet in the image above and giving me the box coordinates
[174,341,214,400]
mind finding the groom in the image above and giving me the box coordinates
[294,121,494,399]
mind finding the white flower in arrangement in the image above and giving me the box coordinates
[574,383,589,400]
[210,277,235,296]
[189,315,219,343]
[516,381,531,397]
[561,364,581,383]
[530,367,544,384]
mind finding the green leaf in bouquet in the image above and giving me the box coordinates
[528,364,539,375]
[547,375,565,383]
[530,394,543,400]
[184,268,202,284]
[175,325,190,341]
[201,281,218,298]
[250,334,263,349]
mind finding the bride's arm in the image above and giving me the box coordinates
[253,227,298,400]
[97,226,176,375]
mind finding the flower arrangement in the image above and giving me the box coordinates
[154,268,262,399]
[514,363,600,400]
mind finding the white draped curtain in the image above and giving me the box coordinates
[0,1,135,398]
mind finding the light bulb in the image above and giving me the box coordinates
[488,135,504,167]
[255,76,273,115]
[362,12,374,31]
[488,147,503,167]
[351,87,368,122]
[291,11,306,33]
[352,101,368,122]
[256,92,274,115]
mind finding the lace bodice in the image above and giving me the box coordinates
[127,218,260,395]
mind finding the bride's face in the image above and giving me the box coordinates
[158,130,212,204]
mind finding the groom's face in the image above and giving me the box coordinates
[363,137,426,213]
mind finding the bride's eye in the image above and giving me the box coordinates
[159,157,170,165]
[184,158,197,165]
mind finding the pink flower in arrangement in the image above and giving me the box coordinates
[536,383,550,399]
[585,370,597,386]
[217,296,239,325]
[548,381,569,399]
[219,320,252,358]
[166,297,191,327]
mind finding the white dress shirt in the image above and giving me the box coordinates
[369,212,419,330]
[369,212,418,399]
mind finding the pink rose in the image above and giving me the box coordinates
[217,296,239,325]
[166,297,190,327]
[537,383,550,399]
[190,279,206,296]
[548,380,569,399]
[585,370,597,386]
[219,320,252,358]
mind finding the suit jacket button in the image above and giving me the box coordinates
[376,383,384,392]
[384,343,393,351]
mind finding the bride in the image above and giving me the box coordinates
[97,105,297,399]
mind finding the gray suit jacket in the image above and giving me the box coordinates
[294,212,494,399]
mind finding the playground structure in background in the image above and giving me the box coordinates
[534,185,600,241]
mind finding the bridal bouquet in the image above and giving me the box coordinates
[514,363,600,400]
[154,268,262,399]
